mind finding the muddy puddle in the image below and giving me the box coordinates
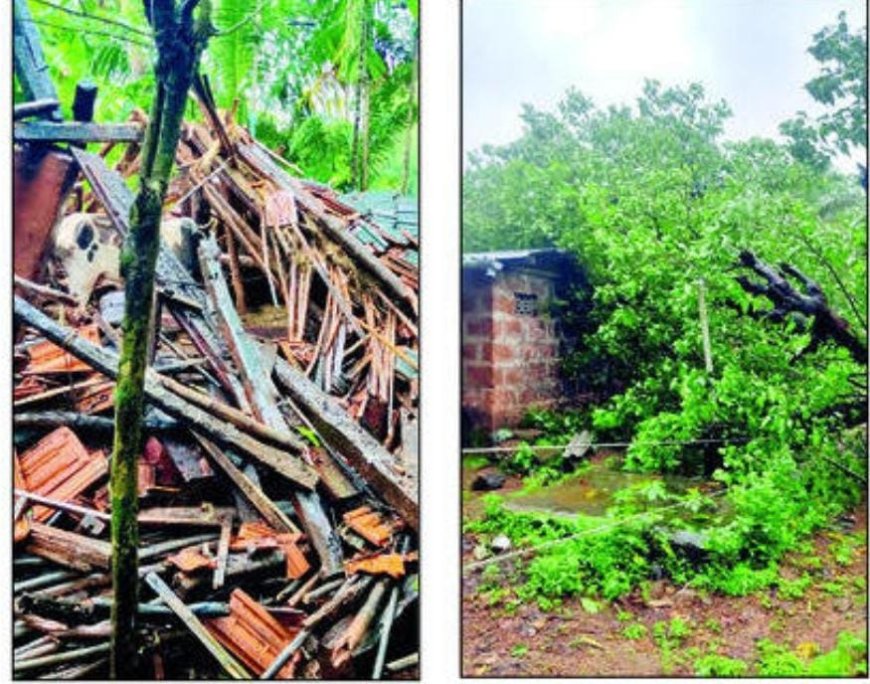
[463,454,723,523]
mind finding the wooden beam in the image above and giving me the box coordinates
[273,356,418,531]
[24,523,112,572]
[198,236,343,576]
[194,434,299,535]
[14,99,61,121]
[15,121,143,143]
[12,0,61,121]
[71,147,254,411]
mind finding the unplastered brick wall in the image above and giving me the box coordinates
[462,269,561,433]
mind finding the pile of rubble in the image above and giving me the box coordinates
[13,87,419,679]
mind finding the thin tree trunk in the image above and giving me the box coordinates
[401,40,417,195]
[350,0,370,190]
[109,1,211,677]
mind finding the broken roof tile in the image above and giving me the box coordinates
[205,589,301,678]
[166,547,216,574]
[21,324,100,374]
[19,427,108,522]
[344,552,406,579]
[342,506,399,547]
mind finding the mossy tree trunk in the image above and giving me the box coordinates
[110,0,212,678]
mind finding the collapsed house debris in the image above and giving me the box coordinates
[12,2,418,678]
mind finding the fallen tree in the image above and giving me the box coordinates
[736,249,867,365]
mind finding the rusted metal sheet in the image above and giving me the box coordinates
[206,589,303,678]
[13,147,76,282]
[18,427,108,523]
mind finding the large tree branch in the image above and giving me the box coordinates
[735,250,867,365]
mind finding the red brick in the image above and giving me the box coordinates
[466,317,493,337]
[492,344,515,362]
[494,317,523,337]
[465,365,494,387]
[502,368,525,385]
[493,291,513,314]
[462,343,478,362]
[478,342,493,361]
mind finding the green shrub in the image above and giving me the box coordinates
[694,654,748,676]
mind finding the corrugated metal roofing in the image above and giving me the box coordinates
[462,248,572,276]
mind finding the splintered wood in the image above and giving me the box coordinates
[13,102,418,678]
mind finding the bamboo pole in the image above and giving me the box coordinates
[697,278,714,374]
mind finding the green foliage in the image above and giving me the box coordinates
[23,0,418,193]
[776,572,812,600]
[510,644,529,658]
[464,15,865,623]
[830,532,863,566]
[756,632,867,677]
[622,623,648,640]
[780,12,867,160]
[654,617,693,674]
[521,407,586,440]
[579,597,601,614]
[755,639,806,676]
[693,653,748,677]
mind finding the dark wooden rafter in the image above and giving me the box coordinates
[13,0,62,121]
[14,121,143,144]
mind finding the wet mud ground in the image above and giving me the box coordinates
[461,463,868,677]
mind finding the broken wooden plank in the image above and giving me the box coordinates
[240,144,417,312]
[13,643,110,675]
[213,516,233,590]
[13,296,319,490]
[15,121,143,144]
[137,506,234,527]
[330,579,389,669]
[13,410,177,432]
[156,373,306,453]
[173,550,285,596]
[13,274,80,305]
[71,148,248,404]
[198,236,343,576]
[144,572,249,679]
[194,434,298,534]
[273,357,418,530]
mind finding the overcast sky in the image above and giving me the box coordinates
[463,0,866,169]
